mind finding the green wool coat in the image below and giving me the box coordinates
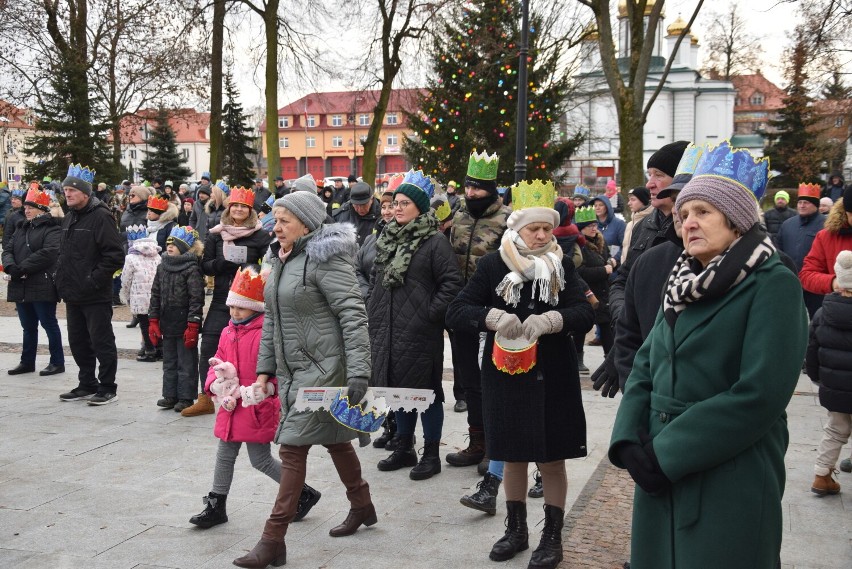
[257,224,371,447]
[609,255,808,569]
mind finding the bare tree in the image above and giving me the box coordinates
[700,3,762,80]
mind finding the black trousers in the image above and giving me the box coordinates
[446,329,465,402]
[66,302,118,394]
[161,335,199,400]
[450,328,483,429]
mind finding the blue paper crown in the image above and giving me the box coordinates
[66,163,96,184]
[11,189,26,198]
[573,185,590,196]
[399,169,435,199]
[216,180,230,195]
[167,225,198,248]
[674,143,709,176]
[328,390,388,434]
[265,194,275,207]
[126,224,149,242]
[691,141,770,202]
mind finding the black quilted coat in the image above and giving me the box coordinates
[367,232,463,400]
[805,293,852,413]
[1,214,61,303]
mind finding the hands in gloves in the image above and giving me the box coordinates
[346,377,368,406]
[616,431,670,496]
[592,350,620,397]
[184,321,200,348]
[485,308,524,339]
[148,318,161,347]
[522,311,563,343]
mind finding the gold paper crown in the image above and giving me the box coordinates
[511,180,556,211]
[467,149,499,181]
[432,197,452,221]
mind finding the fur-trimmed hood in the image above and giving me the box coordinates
[306,222,358,263]
[824,200,850,233]
[156,202,180,224]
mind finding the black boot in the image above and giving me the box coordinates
[377,434,417,471]
[294,484,322,522]
[489,500,529,561]
[460,472,501,515]
[189,492,228,529]
[126,316,139,328]
[409,440,441,480]
[528,470,543,498]
[527,504,564,569]
[373,412,396,448]
[578,350,589,375]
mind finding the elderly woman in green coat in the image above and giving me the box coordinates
[234,191,374,569]
[609,145,808,569]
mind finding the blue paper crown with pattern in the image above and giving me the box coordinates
[66,163,96,184]
[11,189,25,198]
[126,224,149,242]
[329,390,389,434]
[167,225,198,248]
[573,185,590,197]
[398,169,435,199]
[674,142,709,176]
[690,141,770,202]
[265,194,275,207]
[216,180,230,195]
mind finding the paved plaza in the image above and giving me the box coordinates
[0,315,848,568]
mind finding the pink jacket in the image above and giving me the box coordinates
[204,315,279,443]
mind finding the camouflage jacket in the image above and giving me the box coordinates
[450,198,510,282]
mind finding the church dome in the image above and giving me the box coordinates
[582,21,599,41]
[666,15,688,37]
[618,0,662,18]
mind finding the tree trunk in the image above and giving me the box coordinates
[361,83,392,187]
[208,0,225,180]
[263,0,280,182]
[617,100,645,190]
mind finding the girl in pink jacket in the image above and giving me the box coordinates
[189,268,321,529]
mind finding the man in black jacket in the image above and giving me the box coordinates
[55,166,126,405]
[763,190,796,242]
[332,182,380,246]
[251,179,271,213]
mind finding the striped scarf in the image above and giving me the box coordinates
[663,224,775,327]
[496,230,565,307]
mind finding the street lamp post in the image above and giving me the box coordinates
[0,116,9,186]
[514,0,530,183]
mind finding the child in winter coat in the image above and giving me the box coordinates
[120,225,161,363]
[806,250,852,495]
[149,226,205,412]
[188,267,322,529]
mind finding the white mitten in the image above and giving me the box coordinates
[240,382,275,407]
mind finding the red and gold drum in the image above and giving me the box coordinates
[492,334,537,375]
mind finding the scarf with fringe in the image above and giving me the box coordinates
[496,230,564,307]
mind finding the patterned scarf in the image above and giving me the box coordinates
[496,230,565,307]
[209,222,262,242]
[663,224,775,327]
[375,212,439,288]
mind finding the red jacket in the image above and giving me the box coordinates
[799,204,852,295]
[204,314,279,443]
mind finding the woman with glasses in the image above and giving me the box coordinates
[367,170,463,480]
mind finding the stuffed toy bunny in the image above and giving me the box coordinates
[208,358,241,412]
[239,382,276,407]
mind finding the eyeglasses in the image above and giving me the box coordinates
[392,200,413,209]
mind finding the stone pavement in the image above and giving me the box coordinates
[0,315,848,568]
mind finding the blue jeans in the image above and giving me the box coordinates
[488,459,505,480]
[395,399,444,443]
[17,301,64,367]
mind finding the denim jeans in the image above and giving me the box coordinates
[395,399,444,442]
[488,459,505,480]
[16,301,64,367]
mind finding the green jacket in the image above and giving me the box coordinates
[449,198,510,282]
[609,255,807,569]
[257,223,371,446]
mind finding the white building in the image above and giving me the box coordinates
[565,2,736,186]
[0,101,36,190]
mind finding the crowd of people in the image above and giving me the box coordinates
[0,144,850,569]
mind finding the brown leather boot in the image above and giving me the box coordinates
[811,472,841,495]
[329,503,378,537]
[446,427,485,467]
[326,442,377,537]
[181,392,215,417]
[233,538,286,568]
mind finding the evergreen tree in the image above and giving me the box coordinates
[402,1,582,184]
[139,108,193,185]
[221,72,257,186]
[821,69,851,101]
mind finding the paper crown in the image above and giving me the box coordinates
[511,180,556,210]
[797,183,821,200]
[147,195,169,212]
[329,389,389,433]
[690,141,770,202]
[399,169,435,199]
[229,267,265,304]
[432,196,452,221]
[216,180,230,195]
[229,186,255,208]
[166,225,198,249]
[574,206,597,224]
[573,185,590,197]
[11,188,26,198]
[125,224,149,242]
[24,187,50,208]
[674,142,709,176]
[66,163,96,184]
[265,194,275,207]
[467,149,499,181]
[386,173,405,193]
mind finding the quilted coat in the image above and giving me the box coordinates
[256,223,371,446]
[805,293,852,414]
[148,250,205,336]
[366,231,462,398]
[2,213,61,304]
[120,239,161,315]
[204,315,279,443]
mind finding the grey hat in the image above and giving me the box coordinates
[274,191,327,232]
[675,176,760,235]
[350,182,373,205]
[291,173,318,194]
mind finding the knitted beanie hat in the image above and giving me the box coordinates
[835,250,852,291]
[629,187,651,206]
[130,186,153,202]
[774,190,790,203]
[394,183,430,214]
[274,191,326,231]
[675,176,760,234]
[507,207,560,231]
[647,141,690,177]
[291,173,319,194]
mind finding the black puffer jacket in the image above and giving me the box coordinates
[764,206,796,240]
[55,197,125,304]
[333,200,381,247]
[576,234,613,325]
[120,201,148,232]
[806,293,852,413]
[149,252,205,335]
[1,214,61,303]
[201,228,272,308]
[367,232,462,398]
[2,208,25,250]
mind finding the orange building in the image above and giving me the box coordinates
[730,73,786,135]
[259,89,423,182]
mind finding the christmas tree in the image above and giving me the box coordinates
[402,0,582,184]
[139,108,193,185]
[221,72,257,186]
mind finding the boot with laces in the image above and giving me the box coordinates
[527,504,564,568]
[460,472,501,515]
[489,500,529,561]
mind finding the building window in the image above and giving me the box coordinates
[307,115,316,127]
[386,113,398,125]
[130,149,137,159]
[278,117,289,128]
[279,137,289,148]
[750,93,764,106]
[306,136,316,148]
[332,136,343,147]
[387,134,398,146]
[835,116,844,128]
[358,114,370,126]
[734,97,741,107]
[7,166,14,180]
[182,149,189,159]
[331,115,343,127]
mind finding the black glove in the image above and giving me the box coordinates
[591,351,620,398]
[4,265,22,279]
[617,440,670,496]
[346,377,368,406]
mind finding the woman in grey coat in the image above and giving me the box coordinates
[234,191,375,569]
